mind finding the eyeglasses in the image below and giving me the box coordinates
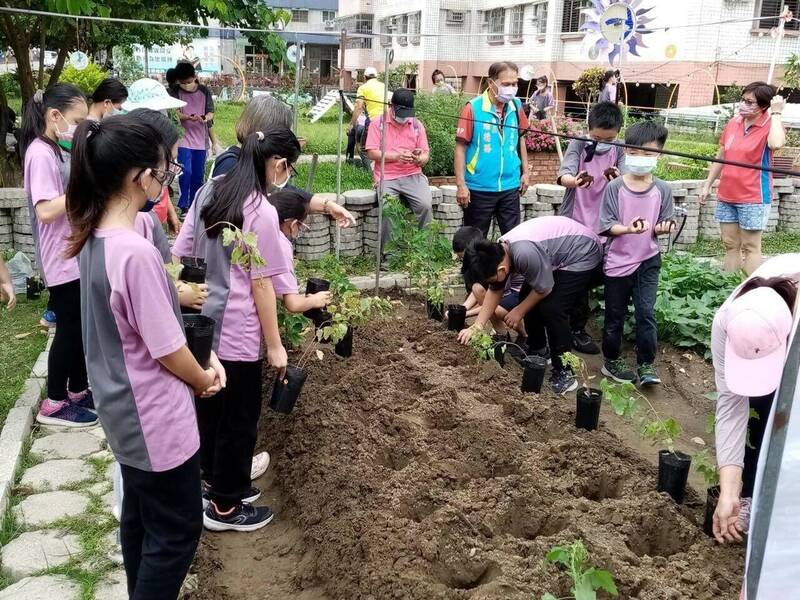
[148,168,177,187]
[740,98,758,106]
[168,161,184,177]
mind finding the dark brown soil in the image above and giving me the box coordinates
[187,301,743,600]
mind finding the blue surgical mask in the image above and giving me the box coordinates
[495,85,518,104]
[625,154,658,175]
[140,177,163,212]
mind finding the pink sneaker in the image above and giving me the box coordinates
[68,389,95,412]
[36,398,98,428]
[736,497,752,535]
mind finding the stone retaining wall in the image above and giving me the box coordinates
[0,188,36,273]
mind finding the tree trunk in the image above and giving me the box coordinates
[48,35,72,89]
[38,28,46,89]
[0,82,9,186]
[1,16,35,102]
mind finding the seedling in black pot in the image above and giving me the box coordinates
[562,352,602,431]
[446,304,466,331]
[180,256,207,284]
[182,314,215,368]
[303,277,331,328]
[426,299,444,322]
[335,327,353,357]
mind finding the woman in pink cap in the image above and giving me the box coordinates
[711,253,799,547]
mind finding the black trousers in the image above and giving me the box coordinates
[602,253,661,365]
[463,189,521,237]
[568,265,605,332]
[48,279,87,400]
[195,359,262,510]
[742,392,775,498]
[521,268,596,371]
[120,453,203,600]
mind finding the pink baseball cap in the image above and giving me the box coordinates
[725,287,794,397]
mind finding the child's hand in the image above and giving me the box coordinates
[268,343,288,380]
[178,281,209,311]
[654,220,676,235]
[604,167,620,181]
[309,291,331,309]
[0,281,16,310]
[576,171,593,188]
[199,351,227,398]
[457,325,477,344]
[627,217,650,234]
[503,307,525,331]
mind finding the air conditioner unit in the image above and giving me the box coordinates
[324,20,336,30]
[446,10,465,24]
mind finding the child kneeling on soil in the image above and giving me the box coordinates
[195,128,299,532]
[66,117,225,598]
[557,101,625,355]
[269,189,332,311]
[599,121,675,386]
[458,216,603,394]
[452,226,526,343]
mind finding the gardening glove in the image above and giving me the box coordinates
[177,281,209,311]
[0,281,16,310]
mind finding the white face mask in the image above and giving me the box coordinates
[272,158,290,189]
[494,83,518,104]
[625,154,658,175]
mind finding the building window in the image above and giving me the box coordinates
[380,18,393,47]
[291,9,309,23]
[561,0,590,33]
[398,14,409,45]
[342,13,374,48]
[409,12,421,45]
[532,1,548,35]
[757,0,800,31]
[509,6,524,41]
[486,8,506,43]
[322,10,337,22]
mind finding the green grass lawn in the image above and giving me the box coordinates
[685,231,800,257]
[0,295,48,428]
[294,161,373,194]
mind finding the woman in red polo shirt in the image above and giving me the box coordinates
[700,82,786,275]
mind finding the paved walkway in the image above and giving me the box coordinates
[0,422,126,599]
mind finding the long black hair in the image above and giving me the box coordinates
[270,189,310,223]
[126,108,180,149]
[20,83,86,161]
[66,117,171,257]
[737,276,798,311]
[201,127,301,238]
[91,78,128,104]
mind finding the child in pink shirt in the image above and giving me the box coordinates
[20,83,97,428]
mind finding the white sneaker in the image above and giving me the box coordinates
[250,452,270,481]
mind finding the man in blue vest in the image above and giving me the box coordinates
[455,61,530,237]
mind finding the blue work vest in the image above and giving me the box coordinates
[464,92,523,193]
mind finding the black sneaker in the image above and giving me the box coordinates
[550,369,578,394]
[572,330,600,354]
[638,363,661,386]
[601,358,637,384]
[202,482,261,509]
[203,501,274,532]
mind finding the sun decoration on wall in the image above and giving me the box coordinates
[580,0,656,66]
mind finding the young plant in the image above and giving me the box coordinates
[317,289,392,344]
[221,225,266,271]
[542,540,618,600]
[469,329,496,361]
[600,377,682,454]
[693,448,720,488]
[278,305,312,349]
[561,351,591,389]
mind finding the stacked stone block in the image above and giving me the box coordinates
[533,184,566,215]
[779,187,800,231]
[434,186,464,242]
[0,189,38,275]
[295,213,331,261]
[362,206,380,254]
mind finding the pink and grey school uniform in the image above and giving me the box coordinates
[558,140,625,234]
[134,211,172,263]
[80,228,198,472]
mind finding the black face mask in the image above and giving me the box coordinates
[487,277,507,291]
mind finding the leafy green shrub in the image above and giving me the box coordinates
[60,62,108,97]
[0,73,20,98]
[415,91,466,177]
[572,67,606,105]
[112,48,145,86]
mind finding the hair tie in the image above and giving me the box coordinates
[86,120,102,139]
[33,89,44,104]
[255,131,264,141]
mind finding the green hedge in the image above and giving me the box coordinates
[415,92,467,178]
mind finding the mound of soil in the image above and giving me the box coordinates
[189,305,743,600]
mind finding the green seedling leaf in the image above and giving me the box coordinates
[705,413,716,434]
[574,577,598,600]
[703,391,717,402]
[541,594,559,600]
[601,378,640,417]
[587,568,619,596]
[544,547,570,566]
[242,231,258,247]
[693,449,720,487]
[222,227,236,247]
[164,262,183,283]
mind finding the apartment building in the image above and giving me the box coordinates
[337,0,800,109]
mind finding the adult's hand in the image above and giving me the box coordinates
[456,185,470,208]
[0,281,15,310]
[329,202,357,228]
[699,182,712,206]
[771,94,786,115]
[713,493,744,544]
[520,172,530,196]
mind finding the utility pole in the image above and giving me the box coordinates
[339,29,347,90]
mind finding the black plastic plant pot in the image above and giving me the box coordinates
[182,314,215,368]
[303,278,331,323]
[657,450,693,504]
[703,485,721,537]
[491,335,506,366]
[335,327,353,358]
[575,387,602,431]
[180,256,207,285]
[447,304,466,331]
[269,365,308,414]
[314,310,333,332]
[521,355,548,393]
[26,277,43,300]
[426,300,444,321]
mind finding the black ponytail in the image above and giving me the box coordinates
[66,116,170,257]
[91,78,128,104]
[202,127,301,237]
[126,108,180,149]
[19,83,86,162]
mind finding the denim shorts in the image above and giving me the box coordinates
[715,200,769,231]
[499,290,520,311]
